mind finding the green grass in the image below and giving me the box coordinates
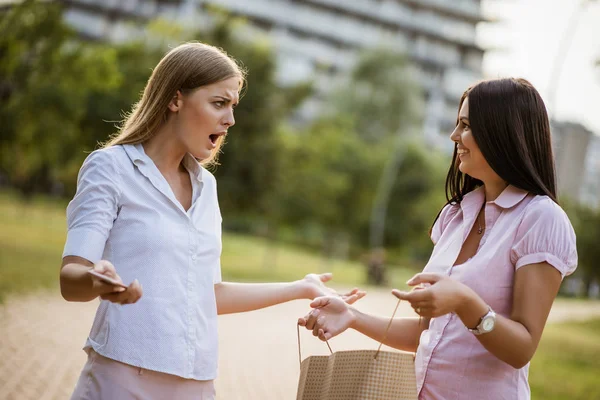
[530,318,600,400]
[0,192,414,302]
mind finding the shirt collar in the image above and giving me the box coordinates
[123,143,203,183]
[461,184,528,210]
[492,185,529,209]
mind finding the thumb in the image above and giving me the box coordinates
[406,273,442,287]
[93,261,108,274]
[319,273,333,283]
[310,296,331,309]
[391,289,411,300]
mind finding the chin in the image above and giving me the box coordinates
[189,150,209,161]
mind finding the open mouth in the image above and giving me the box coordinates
[209,134,219,144]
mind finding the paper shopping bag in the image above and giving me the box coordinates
[296,349,417,400]
[296,299,418,400]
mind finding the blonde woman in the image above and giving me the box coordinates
[60,42,364,400]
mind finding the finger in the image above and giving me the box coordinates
[406,273,443,287]
[125,280,143,304]
[299,308,316,326]
[319,273,333,283]
[304,309,320,330]
[343,293,360,305]
[100,291,128,303]
[313,316,324,336]
[318,329,327,341]
[93,260,114,274]
[392,288,428,303]
[415,307,434,318]
[342,288,359,297]
[310,296,331,309]
[94,280,126,295]
[349,291,367,303]
[411,301,431,309]
[391,289,411,300]
[101,280,142,304]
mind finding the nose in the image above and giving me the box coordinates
[223,108,235,128]
[449,125,460,143]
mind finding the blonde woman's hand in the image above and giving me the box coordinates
[298,296,356,341]
[300,273,366,304]
[91,260,143,305]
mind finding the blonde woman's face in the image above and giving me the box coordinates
[171,77,240,160]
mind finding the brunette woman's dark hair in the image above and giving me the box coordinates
[433,78,557,226]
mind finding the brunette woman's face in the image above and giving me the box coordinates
[449,97,500,183]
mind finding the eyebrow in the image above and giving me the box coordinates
[212,95,238,105]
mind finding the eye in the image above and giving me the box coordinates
[214,101,225,108]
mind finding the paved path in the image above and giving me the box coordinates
[1,288,599,400]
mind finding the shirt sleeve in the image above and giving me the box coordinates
[430,203,460,245]
[62,150,122,263]
[510,198,577,278]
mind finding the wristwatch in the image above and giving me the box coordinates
[467,307,496,335]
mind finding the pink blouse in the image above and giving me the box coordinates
[416,185,577,400]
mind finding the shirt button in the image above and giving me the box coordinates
[191,255,197,261]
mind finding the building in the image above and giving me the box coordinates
[59,0,486,149]
[580,133,600,208]
[552,120,599,207]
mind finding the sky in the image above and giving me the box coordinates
[478,0,600,135]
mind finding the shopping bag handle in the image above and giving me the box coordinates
[374,298,402,359]
[297,323,333,367]
[298,298,417,367]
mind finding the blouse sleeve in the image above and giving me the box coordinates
[510,198,577,278]
[62,149,122,263]
[430,203,460,245]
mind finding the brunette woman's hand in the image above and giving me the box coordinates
[392,273,472,318]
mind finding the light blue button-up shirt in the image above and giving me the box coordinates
[63,144,222,380]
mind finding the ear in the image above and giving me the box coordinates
[167,90,183,113]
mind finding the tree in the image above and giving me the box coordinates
[329,48,423,142]
[0,0,120,196]
[198,13,312,223]
[564,201,600,297]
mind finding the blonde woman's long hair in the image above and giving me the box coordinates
[104,42,246,166]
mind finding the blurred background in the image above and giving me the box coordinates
[0,0,599,399]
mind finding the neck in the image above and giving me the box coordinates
[142,124,186,175]
[483,180,509,202]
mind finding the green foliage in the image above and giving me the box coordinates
[201,14,313,219]
[562,200,600,296]
[378,140,448,257]
[330,48,423,141]
[276,117,382,235]
[0,0,121,195]
[271,48,444,264]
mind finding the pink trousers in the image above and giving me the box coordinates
[70,350,216,400]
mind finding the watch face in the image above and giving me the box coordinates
[482,317,495,332]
